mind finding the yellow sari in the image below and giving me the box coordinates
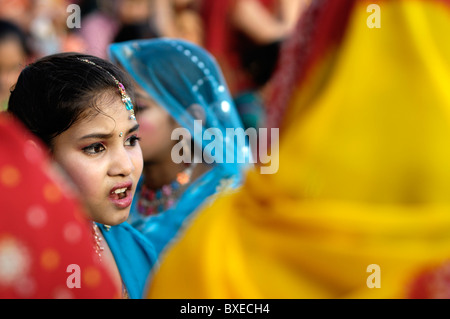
[147,0,450,298]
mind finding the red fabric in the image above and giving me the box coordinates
[0,113,119,299]
[200,0,278,95]
[408,261,450,299]
[201,0,276,54]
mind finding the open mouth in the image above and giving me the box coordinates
[112,187,128,200]
[109,183,133,209]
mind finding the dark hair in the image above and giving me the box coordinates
[7,52,135,148]
[114,21,159,44]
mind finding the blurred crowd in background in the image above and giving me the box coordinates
[0,0,309,131]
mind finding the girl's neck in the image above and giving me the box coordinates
[143,159,188,190]
[143,159,211,191]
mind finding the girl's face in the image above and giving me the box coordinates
[52,93,143,226]
[134,86,180,163]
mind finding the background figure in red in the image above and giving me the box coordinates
[199,0,308,131]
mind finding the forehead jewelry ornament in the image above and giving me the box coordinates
[77,58,136,121]
[119,132,123,137]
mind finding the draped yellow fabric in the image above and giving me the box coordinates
[147,0,450,298]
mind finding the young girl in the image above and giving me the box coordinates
[109,38,251,257]
[7,52,156,299]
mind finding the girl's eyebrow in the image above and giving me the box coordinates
[128,124,140,135]
[80,124,140,140]
[79,132,113,140]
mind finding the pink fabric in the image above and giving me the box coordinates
[80,12,119,59]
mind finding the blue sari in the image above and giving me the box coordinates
[97,222,157,299]
[109,39,251,258]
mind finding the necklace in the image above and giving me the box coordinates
[91,223,129,299]
[92,223,104,260]
[91,223,111,260]
[137,163,196,216]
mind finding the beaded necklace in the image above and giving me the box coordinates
[92,223,104,260]
[137,163,196,216]
[91,223,129,299]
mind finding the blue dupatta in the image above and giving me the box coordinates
[97,222,157,299]
[109,39,251,258]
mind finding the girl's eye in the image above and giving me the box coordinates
[82,143,106,155]
[135,100,151,113]
[125,135,141,147]
[135,103,147,113]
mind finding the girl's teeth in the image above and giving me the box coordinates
[113,188,127,194]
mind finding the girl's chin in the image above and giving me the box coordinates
[92,211,129,227]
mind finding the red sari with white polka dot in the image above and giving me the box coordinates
[0,113,120,299]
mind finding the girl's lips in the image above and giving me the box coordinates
[109,191,133,209]
[109,182,133,209]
